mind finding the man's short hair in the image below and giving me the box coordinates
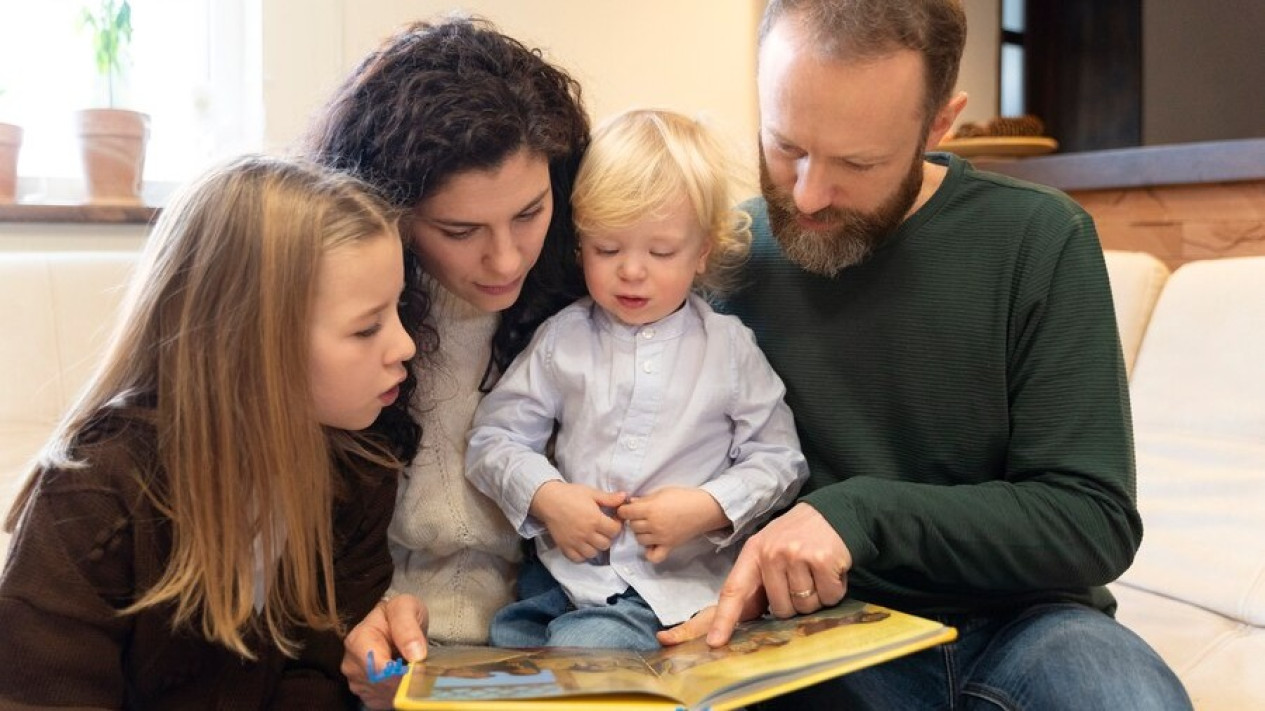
[758,0,967,128]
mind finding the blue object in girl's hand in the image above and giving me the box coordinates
[366,649,408,683]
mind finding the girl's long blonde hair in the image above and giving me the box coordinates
[5,154,409,658]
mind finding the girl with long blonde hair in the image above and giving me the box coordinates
[0,154,428,709]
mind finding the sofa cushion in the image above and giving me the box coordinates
[0,251,137,562]
[1102,250,1169,377]
[1113,256,1265,710]
[1111,583,1265,711]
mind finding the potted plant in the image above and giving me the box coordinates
[0,87,21,204]
[76,0,150,205]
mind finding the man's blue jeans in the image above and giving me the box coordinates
[757,602,1192,710]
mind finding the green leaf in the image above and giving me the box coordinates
[78,0,134,107]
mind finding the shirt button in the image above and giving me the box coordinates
[642,360,656,373]
[640,327,655,339]
[624,437,641,450]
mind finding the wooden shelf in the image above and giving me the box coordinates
[0,203,159,225]
[974,138,1265,191]
[938,136,1058,159]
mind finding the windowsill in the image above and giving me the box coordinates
[0,203,160,225]
[0,176,176,224]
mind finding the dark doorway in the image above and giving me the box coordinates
[1022,0,1142,153]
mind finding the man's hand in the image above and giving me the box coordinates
[707,502,851,647]
[342,594,429,710]
[530,481,626,562]
[655,590,767,647]
[617,486,729,563]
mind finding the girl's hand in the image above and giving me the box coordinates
[618,486,729,563]
[529,481,626,562]
[342,594,429,709]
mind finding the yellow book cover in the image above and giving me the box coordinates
[394,599,956,710]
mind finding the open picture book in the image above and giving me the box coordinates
[393,599,956,710]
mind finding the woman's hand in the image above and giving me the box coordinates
[342,594,429,709]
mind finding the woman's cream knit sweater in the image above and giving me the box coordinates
[387,281,521,644]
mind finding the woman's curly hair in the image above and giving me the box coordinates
[302,15,590,394]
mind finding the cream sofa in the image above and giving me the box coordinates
[0,251,138,557]
[1105,254,1265,710]
[0,249,1261,709]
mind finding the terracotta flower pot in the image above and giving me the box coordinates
[0,122,22,205]
[75,108,150,205]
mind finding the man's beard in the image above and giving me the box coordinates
[760,150,924,277]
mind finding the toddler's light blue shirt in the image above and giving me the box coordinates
[467,294,807,625]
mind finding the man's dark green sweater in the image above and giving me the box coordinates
[724,153,1140,616]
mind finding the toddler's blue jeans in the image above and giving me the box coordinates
[489,555,664,651]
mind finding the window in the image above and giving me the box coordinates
[0,0,260,201]
[998,0,1025,117]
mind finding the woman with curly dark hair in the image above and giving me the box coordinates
[301,15,589,707]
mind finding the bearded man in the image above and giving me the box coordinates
[660,1,1192,709]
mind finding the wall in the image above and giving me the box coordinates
[261,0,344,155]
[957,0,999,128]
[263,0,764,183]
[1143,0,1265,145]
[0,223,148,252]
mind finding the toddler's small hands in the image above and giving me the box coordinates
[617,487,729,562]
[531,481,626,562]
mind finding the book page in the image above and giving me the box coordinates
[397,645,680,709]
[395,600,956,710]
[646,600,955,709]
